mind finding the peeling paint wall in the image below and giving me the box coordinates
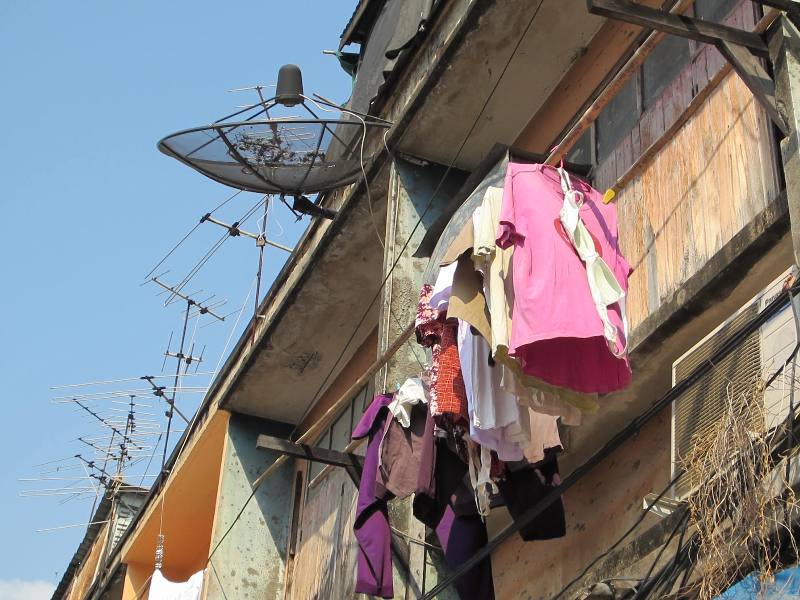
[204,415,293,600]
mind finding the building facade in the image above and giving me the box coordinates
[54,0,800,598]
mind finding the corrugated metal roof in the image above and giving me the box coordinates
[339,0,386,49]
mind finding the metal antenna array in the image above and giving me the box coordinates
[198,194,293,342]
[148,277,224,476]
[20,387,167,525]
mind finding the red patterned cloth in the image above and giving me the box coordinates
[436,321,468,422]
[415,284,443,413]
[415,284,468,423]
[415,283,441,346]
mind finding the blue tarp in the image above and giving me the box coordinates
[716,566,800,599]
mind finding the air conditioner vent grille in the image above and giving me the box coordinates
[673,304,764,498]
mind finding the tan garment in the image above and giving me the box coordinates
[522,406,563,463]
[447,253,492,344]
[439,219,474,266]
[517,386,584,427]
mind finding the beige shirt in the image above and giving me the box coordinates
[472,187,514,355]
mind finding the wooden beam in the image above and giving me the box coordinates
[716,39,789,134]
[588,0,769,56]
[546,7,779,168]
[753,0,800,15]
[545,0,695,165]
[758,0,800,30]
[256,434,365,470]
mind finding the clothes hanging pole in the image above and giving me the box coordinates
[250,320,415,490]
[544,0,694,167]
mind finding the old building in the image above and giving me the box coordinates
[54,0,800,598]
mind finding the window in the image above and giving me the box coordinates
[580,0,753,181]
[566,128,594,167]
[694,0,737,22]
[305,382,373,495]
[596,75,640,162]
[642,35,691,110]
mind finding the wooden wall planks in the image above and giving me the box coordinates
[287,467,360,600]
[616,71,778,332]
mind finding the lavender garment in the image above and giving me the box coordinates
[354,395,496,600]
[414,437,496,600]
[352,394,395,598]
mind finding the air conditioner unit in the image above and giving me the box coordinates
[670,268,799,501]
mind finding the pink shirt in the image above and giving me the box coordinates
[497,162,632,394]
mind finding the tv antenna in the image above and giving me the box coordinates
[21,389,162,521]
[147,277,223,475]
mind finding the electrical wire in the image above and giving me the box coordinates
[631,510,691,600]
[195,0,550,571]
[144,189,244,280]
[551,469,687,600]
[301,94,385,249]
[128,0,552,583]
[293,0,549,441]
[421,284,799,598]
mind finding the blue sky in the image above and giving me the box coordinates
[0,1,354,592]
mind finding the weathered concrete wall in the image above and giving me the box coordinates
[204,415,293,600]
[378,157,466,391]
[771,16,800,265]
[378,157,468,599]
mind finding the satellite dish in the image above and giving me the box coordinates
[158,65,391,220]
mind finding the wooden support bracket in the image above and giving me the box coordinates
[716,38,790,134]
[587,0,769,55]
[587,0,790,136]
[256,434,364,471]
[754,0,800,26]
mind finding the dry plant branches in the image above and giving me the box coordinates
[681,375,799,600]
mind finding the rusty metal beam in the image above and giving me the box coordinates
[587,0,769,55]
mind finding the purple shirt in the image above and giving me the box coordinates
[352,394,394,598]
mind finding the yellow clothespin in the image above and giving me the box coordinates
[602,187,617,204]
